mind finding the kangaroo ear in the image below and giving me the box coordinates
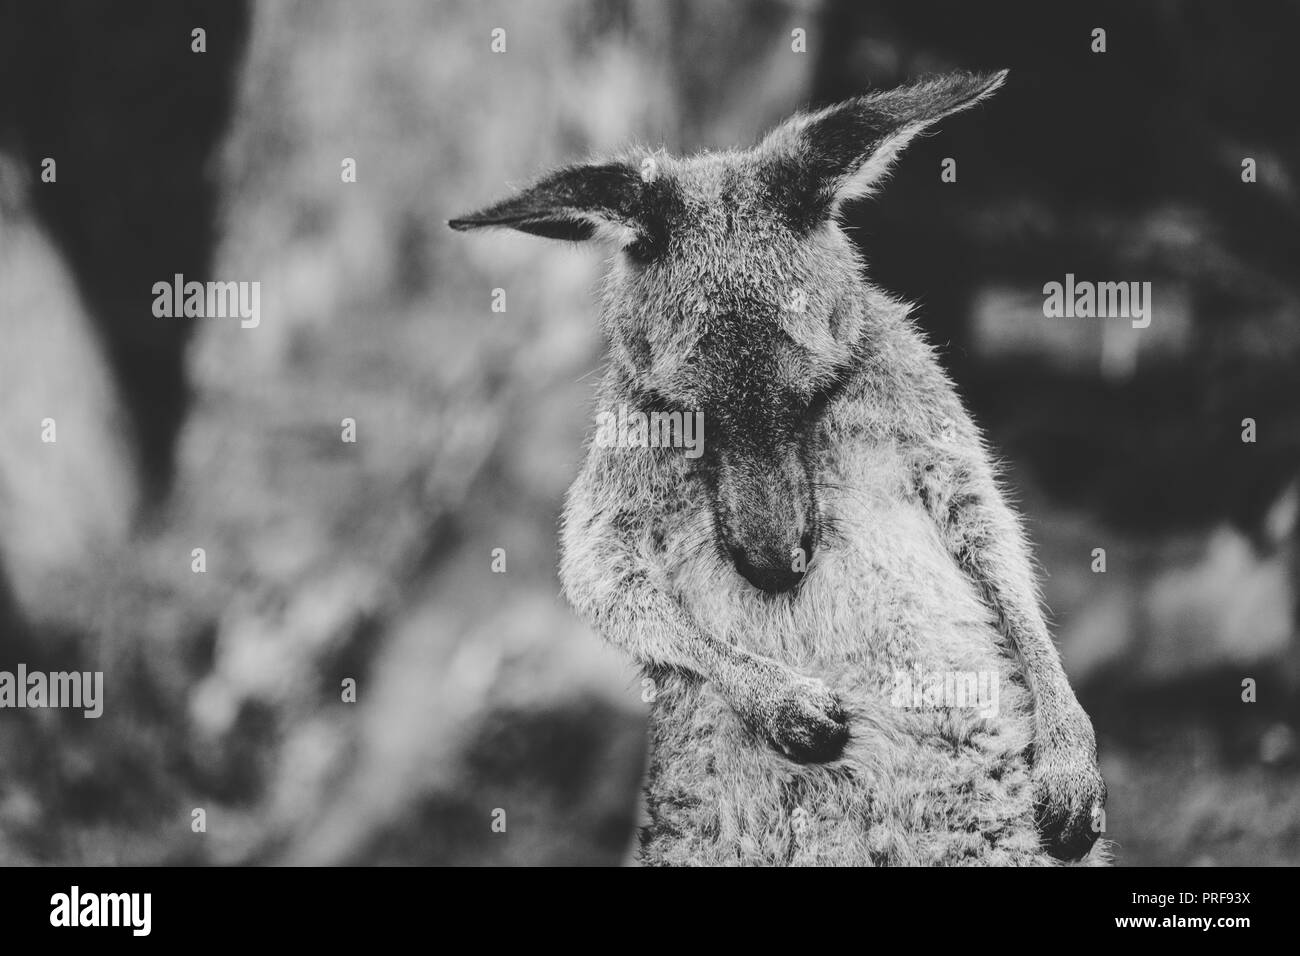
[449,160,651,246]
[762,70,1008,225]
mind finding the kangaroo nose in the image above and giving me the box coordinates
[731,529,815,594]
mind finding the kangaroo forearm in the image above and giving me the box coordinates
[559,470,753,689]
[959,525,1079,733]
[917,449,1081,732]
[967,509,1066,712]
[562,561,767,695]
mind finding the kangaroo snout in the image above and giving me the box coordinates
[713,452,817,594]
[729,529,814,593]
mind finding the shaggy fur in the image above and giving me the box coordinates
[452,71,1108,865]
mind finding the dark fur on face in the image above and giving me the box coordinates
[452,70,1007,594]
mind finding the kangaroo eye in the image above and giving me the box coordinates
[623,329,652,371]
[622,213,670,263]
[623,236,663,264]
[806,374,849,421]
[638,386,678,415]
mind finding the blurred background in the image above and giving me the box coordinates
[0,0,1296,865]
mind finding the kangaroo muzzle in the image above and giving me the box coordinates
[712,450,817,594]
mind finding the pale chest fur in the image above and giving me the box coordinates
[662,436,1009,686]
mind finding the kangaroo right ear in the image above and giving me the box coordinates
[449,161,652,247]
[761,69,1008,226]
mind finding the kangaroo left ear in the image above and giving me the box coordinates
[450,160,653,247]
[761,69,1008,225]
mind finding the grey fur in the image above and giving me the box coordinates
[452,71,1107,864]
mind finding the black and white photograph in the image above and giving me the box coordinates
[0,0,1294,928]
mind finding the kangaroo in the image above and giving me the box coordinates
[451,71,1106,865]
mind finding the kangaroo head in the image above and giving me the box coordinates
[452,70,1007,594]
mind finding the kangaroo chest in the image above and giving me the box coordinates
[662,440,1000,672]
